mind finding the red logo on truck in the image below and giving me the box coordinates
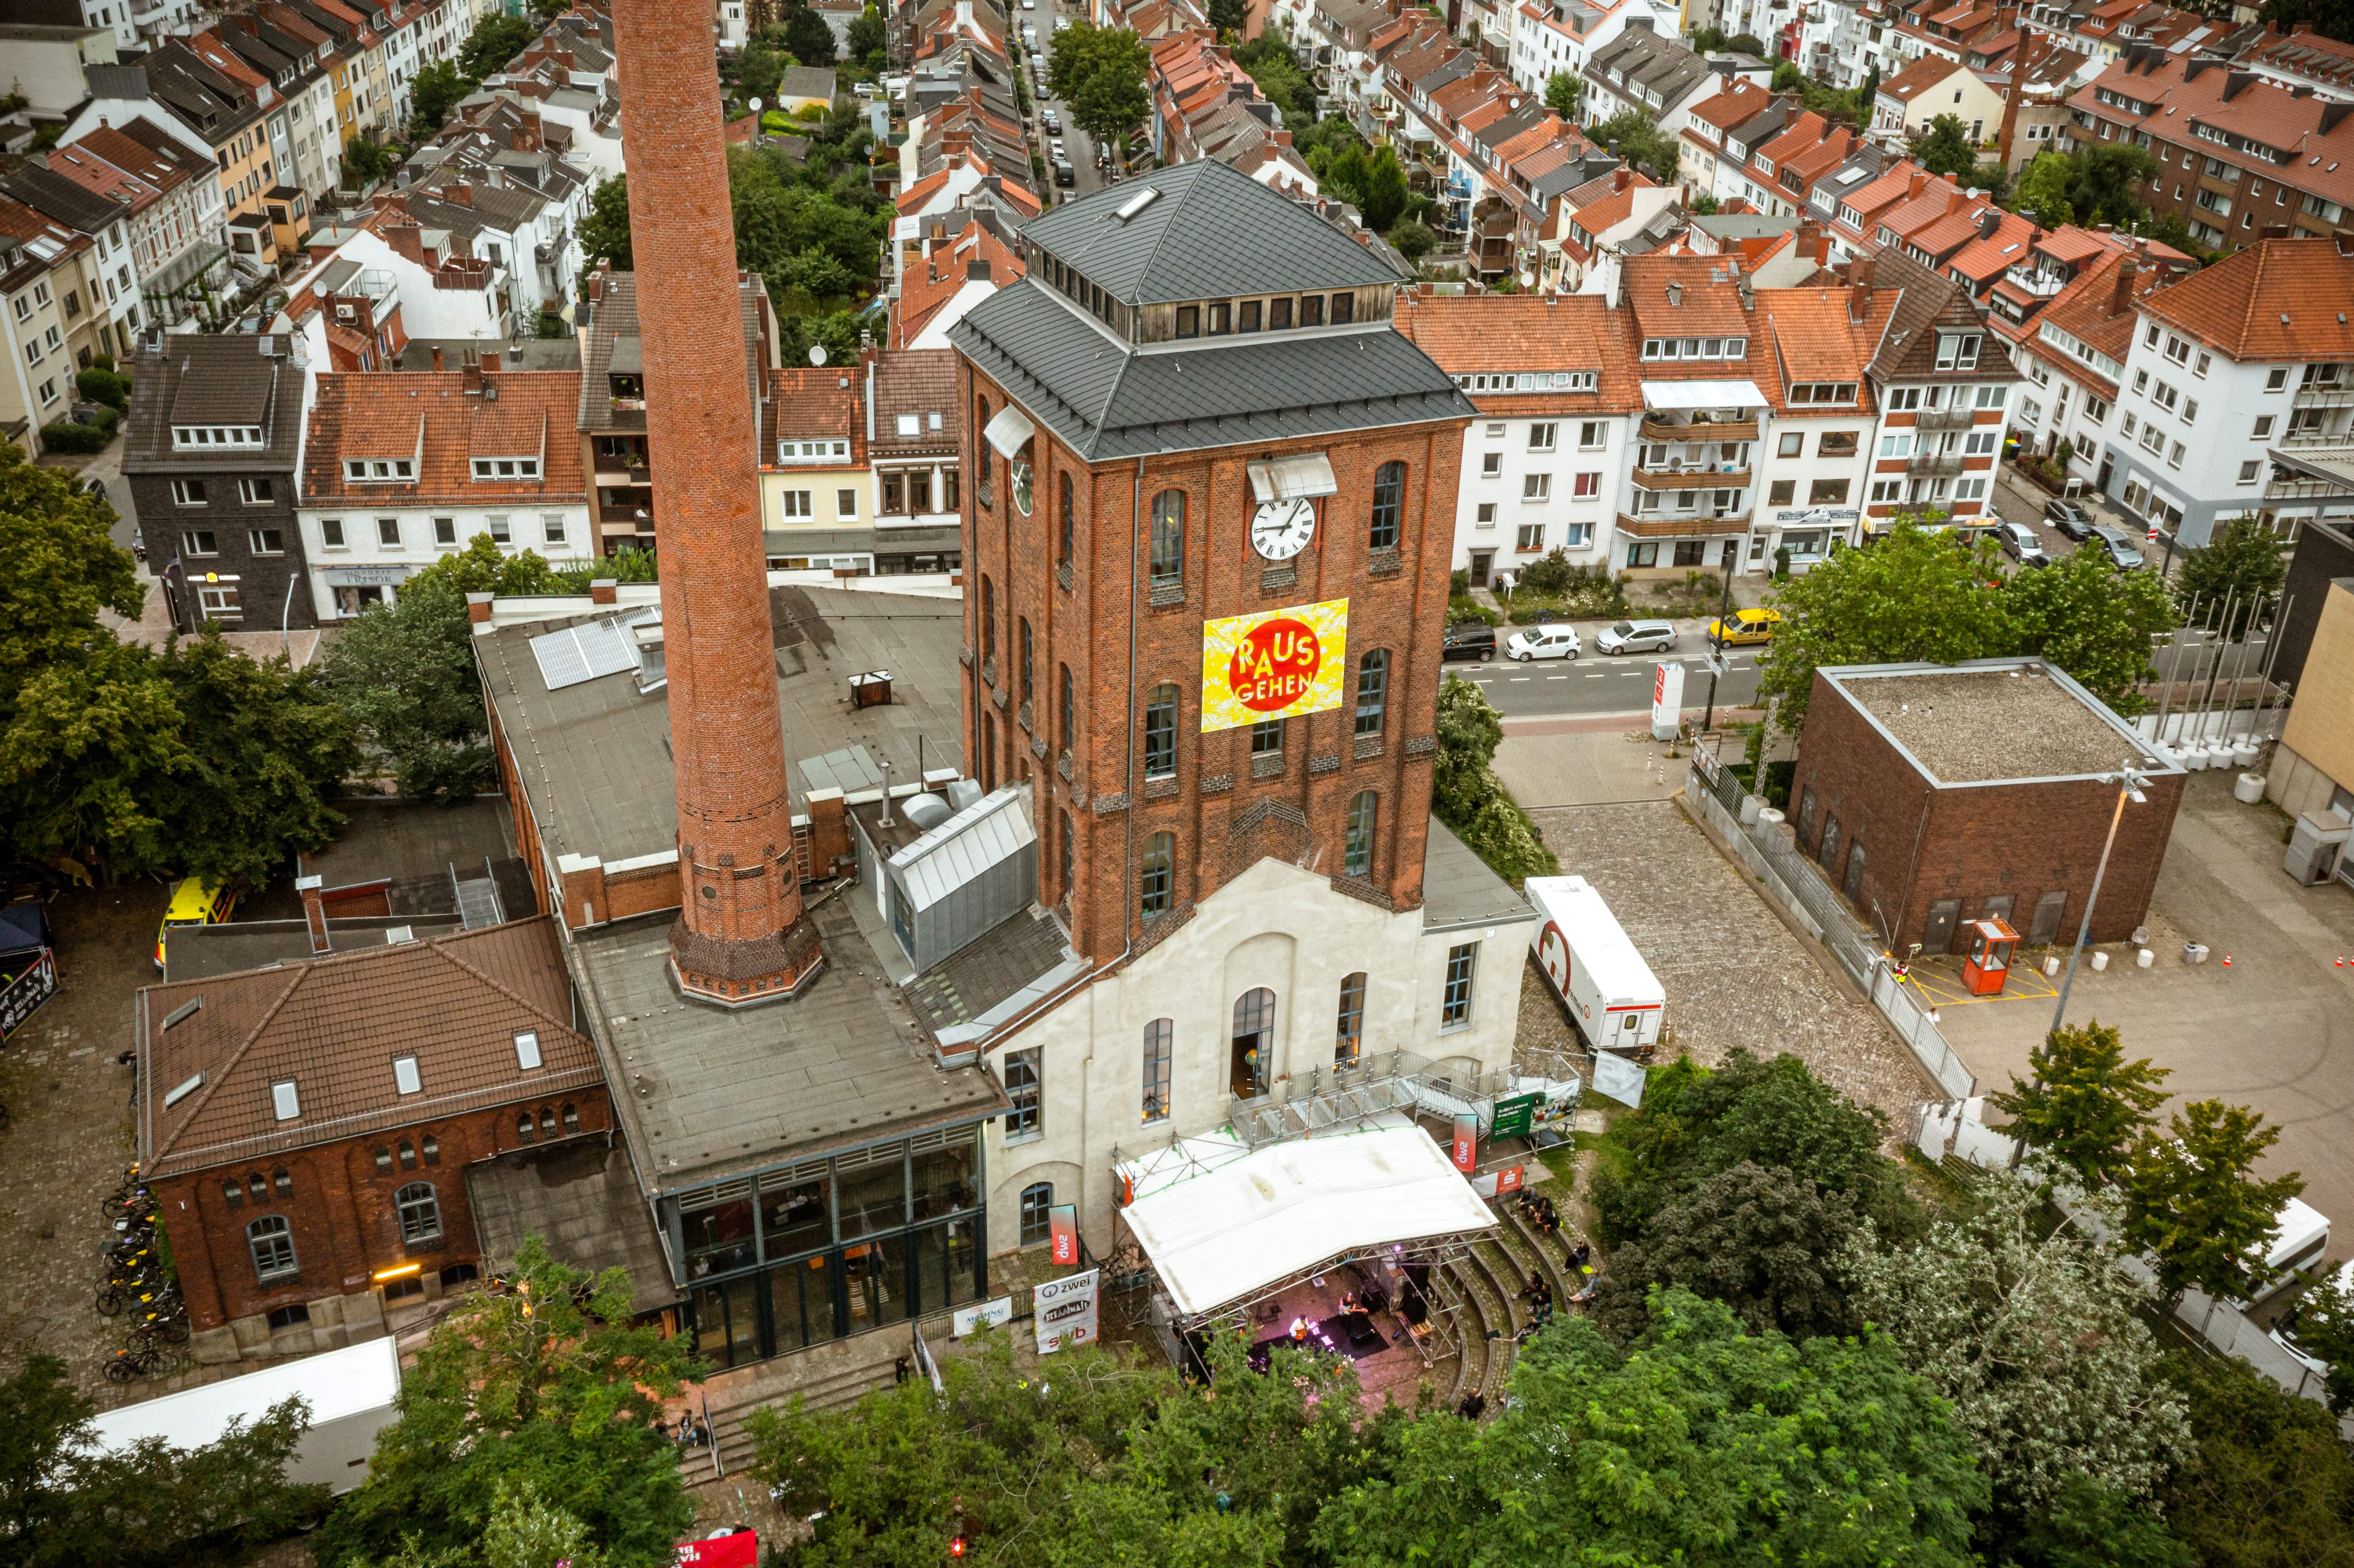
[1537,920,1571,998]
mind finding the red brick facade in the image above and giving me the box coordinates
[158,1090,615,1335]
[957,361,1468,961]
[1788,671,2185,955]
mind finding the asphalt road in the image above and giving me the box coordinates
[1446,639,1764,719]
[1026,0,1109,205]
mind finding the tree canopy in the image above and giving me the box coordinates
[1432,675,1556,882]
[1235,35,1317,127]
[1543,70,1578,117]
[2010,145,2159,230]
[1911,113,1988,183]
[1049,23,1150,161]
[782,5,837,67]
[1587,1160,1863,1343]
[578,174,632,270]
[406,60,472,140]
[1586,108,1678,181]
[2160,1349,2354,1568]
[457,13,535,79]
[2122,1099,2306,1305]
[2003,542,2177,710]
[2176,515,2288,637]
[1988,1020,2172,1184]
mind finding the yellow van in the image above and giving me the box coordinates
[155,878,235,969]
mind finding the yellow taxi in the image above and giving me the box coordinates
[1706,607,1782,646]
[155,877,235,970]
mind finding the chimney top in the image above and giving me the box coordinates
[462,360,483,394]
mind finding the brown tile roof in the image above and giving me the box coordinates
[870,347,960,457]
[2137,236,2354,361]
[303,369,588,505]
[1761,288,1895,389]
[1624,253,1755,339]
[764,364,864,460]
[1389,289,1645,412]
[1880,53,1966,101]
[136,916,603,1179]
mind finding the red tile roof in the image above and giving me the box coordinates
[304,370,588,505]
[2137,236,2354,361]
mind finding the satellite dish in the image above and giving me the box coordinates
[748,96,764,112]
[807,344,827,366]
[1519,270,1536,288]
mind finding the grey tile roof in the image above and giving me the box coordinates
[949,280,1477,462]
[122,334,304,475]
[1018,159,1403,307]
[902,903,1074,1035]
[1421,817,1536,932]
[0,163,127,235]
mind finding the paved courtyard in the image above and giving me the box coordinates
[1525,792,1939,1131]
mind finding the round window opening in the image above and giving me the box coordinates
[700,885,718,901]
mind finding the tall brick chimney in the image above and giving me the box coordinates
[616,0,821,1005]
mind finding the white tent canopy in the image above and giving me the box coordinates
[1640,379,1767,411]
[1117,1111,1496,1318]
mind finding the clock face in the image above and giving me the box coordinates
[1251,497,1317,561]
[1010,459,1034,516]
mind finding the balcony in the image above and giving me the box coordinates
[1631,464,1751,491]
[2293,382,2354,409]
[1907,452,1966,478]
[595,463,654,485]
[2003,264,2066,298]
[1639,415,1759,443]
[2265,471,2354,502]
[1618,511,1751,537]
[1913,407,1978,431]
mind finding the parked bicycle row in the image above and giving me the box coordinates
[97,1165,189,1382]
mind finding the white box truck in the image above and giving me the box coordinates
[1526,875,1665,1054]
[81,1335,401,1494]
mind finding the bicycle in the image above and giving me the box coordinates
[128,1314,189,1346]
[102,1342,172,1384]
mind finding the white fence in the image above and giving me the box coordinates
[1685,753,1976,1100]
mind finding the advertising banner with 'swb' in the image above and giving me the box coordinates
[1200,599,1350,732]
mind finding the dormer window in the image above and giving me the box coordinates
[1934,331,1982,371]
[173,425,262,449]
[776,439,850,463]
[1176,304,1200,338]
[471,457,541,480]
[344,457,416,481]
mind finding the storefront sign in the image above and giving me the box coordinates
[1049,1203,1078,1266]
[1593,1050,1648,1108]
[676,1530,758,1568]
[1494,1165,1526,1195]
[1772,507,1858,524]
[1650,661,1684,741]
[1490,1092,1542,1140]
[1034,1267,1099,1354]
[952,1295,1015,1337]
[0,949,56,1041]
[1452,1112,1478,1173]
[323,564,413,586]
[1199,598,1349,732]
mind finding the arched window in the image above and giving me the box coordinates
[1059,810,1076,901]
[1354,649,1389,737]
[397,1141,416,1170]
[373,1147,392,1173]
[540,1107,557,1137]
[1059,663,1074,749]
[222,1179,244,1208]
[1143,684,1178,778]
[976,397,992,487]
[1369,461,1405,550]
[559,1104,579,1135]
[1336,972,1367,1066]
[980,576,996,660]
[247,1173,266,1202]
[273,1167,292,1196]
[1149,489,1185,585]
[1141,1018,1172,1123]
[517,1112,536,1143]
[1019,1181,1055,1247]
[396,1181,442,1245]
[247,1215,296,1281]
[1059,471,1075,564]
[1345,791,1378,878]
[1232,988,1276,1099]
[1019,617,1034,703]
[1140,831,1174,918]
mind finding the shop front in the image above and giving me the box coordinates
[679,1124,990,1369]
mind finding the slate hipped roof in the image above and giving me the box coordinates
[122,335,306,476]
[1016,158,1402,306]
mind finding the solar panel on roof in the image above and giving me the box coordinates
[530,612,651,691]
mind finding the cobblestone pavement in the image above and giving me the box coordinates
[1529,799,1937,1132]
[0,886,181,1408]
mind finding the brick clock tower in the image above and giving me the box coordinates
[614,0,819,1004]
[949,162,1478,961]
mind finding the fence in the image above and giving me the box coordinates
[1686,751,1976,1100]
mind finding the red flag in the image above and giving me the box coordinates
[1452,1113,1478,1173]
[1495,1165,1525,1195]
[1049,1203,1078,1266]
[676,1532,758,1568]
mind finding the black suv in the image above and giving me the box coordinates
[1442,621,1498,662]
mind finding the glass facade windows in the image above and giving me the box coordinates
[683,1184,757,1279]
[836,1145,910,1240]
[759,1167,831,1258]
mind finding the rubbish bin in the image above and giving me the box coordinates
[2184,942,2209,965]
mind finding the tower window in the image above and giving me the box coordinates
[1369,462,1405,550]
[1150,489,1185,585]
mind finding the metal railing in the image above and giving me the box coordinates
[1686,753,1975,1099]
[1913,406,1977,431]
[1907,452,1966,478]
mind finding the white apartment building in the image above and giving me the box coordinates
[1507,0,1675,98]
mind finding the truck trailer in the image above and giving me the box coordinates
[1525,875,1665,1055]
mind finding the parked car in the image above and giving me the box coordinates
[2043,497,2094,540]
[1442,621,1498,662]
[1054,160,1075,187]
[78,475,107,501]
[1705,607,1781,646]
[1595,618,1676,655]
[1505,624,1582,662]
[1049,137,1066,159]
[1042,109,1061,133]
[1995,521,2049,568]
[2088,524,2146,570]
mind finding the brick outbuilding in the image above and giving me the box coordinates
[1786,658,2186,958]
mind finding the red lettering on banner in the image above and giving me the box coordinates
[1228,618,1322,713]
[677,1532,758,1568]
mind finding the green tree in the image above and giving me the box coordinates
[783,5,837,67]
[2160,1349,2354,1568]
[150,631,358,892]
[2007,1476,2195,1568]
[1387,218,1435,263]
[1688,189,1719,215]
[0,638,189,880]
[2070,143,2159,227]
[1313,1290,1987,1568]
[1431,674,1556,883]
[2176,515,2287,638]
[2123,1100,2307,1305]
[1073,61,1150,167]
[1911,112,1986,182]
[1988,1020,2173,1183]
[1236,36,1316,125]
[0,1353,326,1568]
[2274,1269,2354,1414]
[407,60,472,139]
[315,1237,698,1568]
[1588,1160,1863,1343]
[1754,517,2010,737]
[2002,540,2177,711]
[343,136,400,186]
[2015,149,2079,228]
[0,441,141,709]
[577,174,632,270]
[1847,1158,2191,1509]
[846,6,887,64]
[318,573,494,801]
[1543,69,1579,118]
[739,41,787,106]
[1207,0,1251,33]
[457,13,535,79]
[1587,107,1677,179]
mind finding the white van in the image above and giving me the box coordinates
[1525,875,1664,1053]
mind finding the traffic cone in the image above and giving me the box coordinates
[2222,954,2233,967]
[2339,956,2346,967]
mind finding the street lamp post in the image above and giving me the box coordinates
[2050,761,2151,1035]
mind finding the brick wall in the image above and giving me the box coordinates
[1788,671,2186,953]
[130,466,317,633]
[956,361,1467,963]
[159,1089,613,1333]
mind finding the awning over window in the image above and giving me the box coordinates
[982,403,1035,460]
[1246,453,1338,503]
[1640,379,1767,411]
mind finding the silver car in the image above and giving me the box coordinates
[1595,618,1675,655]
[2089,524,2146,570]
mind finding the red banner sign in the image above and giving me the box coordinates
[1495,1165,1525,1194]
[1452,1113,1478,1173]
[1049,1203,1078,1266]
[676,1531,758,1568]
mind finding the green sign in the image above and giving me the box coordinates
[1490,1092,1542,1140]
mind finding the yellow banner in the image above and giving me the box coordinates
[1199,598,1349,732]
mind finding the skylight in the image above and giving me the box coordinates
[1116,186,1161,221]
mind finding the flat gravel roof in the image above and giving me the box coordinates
[1832,662,2159,784]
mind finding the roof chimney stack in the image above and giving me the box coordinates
[2113,254,2138,310]
[615,0,822,1005]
